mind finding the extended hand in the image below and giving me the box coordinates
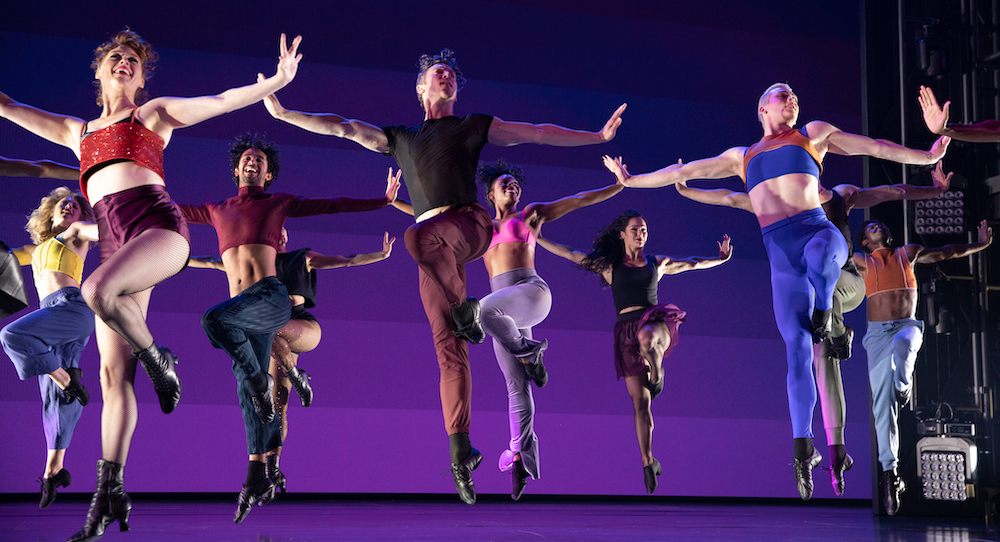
[918,86,950,135]
[931,161,953,191]
[602,155,630,184]
[385,167,402,201]
[275,33,303,84]
[600,103,627,141]
[978,219,994,246]
[382,232,396,257]
[257,73,285,117]
[718,234,733,261]
[928,135,951,162]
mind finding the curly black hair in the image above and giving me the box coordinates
[856,219,892,254]
[229,134,279,189]
[581,209,644,287]
[415,48,467,108]
[477,158,525,208]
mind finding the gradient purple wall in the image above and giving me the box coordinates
[0,1,873,498]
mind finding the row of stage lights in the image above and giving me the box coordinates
[914,191,965,235]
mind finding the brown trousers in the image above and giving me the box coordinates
[404,203,492,435]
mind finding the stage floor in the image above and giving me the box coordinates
[1,495,995,542]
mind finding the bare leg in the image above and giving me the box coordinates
[44,448,67,478]
[625,374,654,467]
[46,368,71,388]
[637,322,670,386]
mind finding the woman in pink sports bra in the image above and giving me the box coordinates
[477,157,624,500]
[0,28,302,541]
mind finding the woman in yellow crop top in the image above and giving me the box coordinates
[2,187,98,509]
[1,29,303,539]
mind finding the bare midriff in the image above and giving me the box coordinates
[222,244,278,297]
[748,173,823,228]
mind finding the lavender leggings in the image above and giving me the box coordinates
[480,268,551,480]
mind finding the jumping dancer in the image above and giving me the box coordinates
[0,28,302,541]
[178,135,396,523]
[537,210,732,494]
[189,227,396,485]
[2,187,96,508]
[262,48,625,503]
[854,218,993,515]
[607,82,949,499]
[673,161,951,495]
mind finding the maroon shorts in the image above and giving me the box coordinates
[93,184,191,263]
[612,304,686,379]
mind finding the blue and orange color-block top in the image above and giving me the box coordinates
[742,126,823,191]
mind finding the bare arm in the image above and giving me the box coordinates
[487,103,626,147]
[657,235,733,276]
[142,34,303,132]
[187,256,226,271]
[616,148,745,189]
[391,198,415,216]
[261,89,389,153]
[306,232,395,270]
[0,156,78,180]
[843,161,951,209]
[11,244,35,265]
[819,120,949,165]
[675,180,754,213]
[913,219,994,263]
[527,159,624,223]
[0,92,85,151]
[536,236,587,265]
[918,85,1000,142]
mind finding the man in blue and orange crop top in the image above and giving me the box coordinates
[853,218,992,516]
[177,135,396,524]
[260,48,626,504]
[606,82,950,500]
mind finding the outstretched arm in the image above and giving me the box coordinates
[527,157,624,223]
[0,92,85,151]
[658,235,733,276]
[261,87,388,153]
[307,232,395,270]
[675,180,753,213]
[142,34,303,132]
[11,243,35,265]
[0,156,78,180]
[843,161,951,209]
[918,85,1000,142]
[187,256,226,271]
[615,148,745,189]
[536,236,587,265]
[913,219,994,263]
[819,120,949,165]
[487,103,626,147]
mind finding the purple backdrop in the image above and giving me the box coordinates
[0,1,873,498]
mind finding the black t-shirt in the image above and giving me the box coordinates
[610,255,658,314]
[276,248,317,308]
[382,113,493,217]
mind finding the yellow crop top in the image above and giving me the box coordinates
[31,237,84,284]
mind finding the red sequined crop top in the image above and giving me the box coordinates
[79,108,165,202]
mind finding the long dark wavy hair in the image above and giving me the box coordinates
[580,209,643,287]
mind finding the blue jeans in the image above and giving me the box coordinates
[202,277,290,455]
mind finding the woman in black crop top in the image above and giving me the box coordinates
[538,209,732,495]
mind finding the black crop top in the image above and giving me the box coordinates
[610,255,658,314]
[382,113,493,218]
[276,248,317,308]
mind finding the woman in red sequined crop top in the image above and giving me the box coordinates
[0,29,303,541]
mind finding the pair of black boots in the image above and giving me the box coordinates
[68,460,132,542]
[134,344,181,414]
[235,455,285,524]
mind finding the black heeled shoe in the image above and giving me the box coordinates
[248,374,275,424]
[39,468,71,508]
[68,460,132,542]
[286,367,313,408]
[511,460,529,501]
[134,344,181,414]
[646,374,664,400]
[810,308,832,344]
[451,297,485,344]
[62,367,90,406]
[517,339,549,388]
[266,455,286,494]
[451,447,483,505]
[234,476,276,524]
[643,459,662,494]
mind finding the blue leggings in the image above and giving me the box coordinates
[761,208,848,439]
[202,277,290,455]
[1,287,93,449]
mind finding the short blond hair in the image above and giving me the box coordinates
[757,83,793,123]
[25,187,95,244]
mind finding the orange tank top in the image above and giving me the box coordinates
[863,247,917,296]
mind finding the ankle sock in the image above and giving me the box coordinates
[793,437,815,460]
[246,460,266,485]
[449,433,471,465]
[829,444,847,465]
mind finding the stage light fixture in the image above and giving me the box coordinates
[914,190,965,235]
[916,436,977,501]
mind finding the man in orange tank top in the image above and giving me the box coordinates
[853,218,992,516]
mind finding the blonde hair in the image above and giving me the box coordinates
[26,187,95,244]
[91,28,159,106]
[757,82,793,123]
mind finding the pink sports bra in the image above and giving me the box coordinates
[488,211,537,250]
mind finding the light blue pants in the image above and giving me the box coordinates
[862,318,923,472]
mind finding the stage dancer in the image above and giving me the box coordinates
[537,210,732,494]
[606,82,949,499]
[854,218,993,515]
[673,162,952,496]
[0,156,78,180]
[189,227,396,487]
[178,135,396,523]
[919,85,1000,142]
[262,48,625,503]
[2,187,96,508]
[0,29,302,541]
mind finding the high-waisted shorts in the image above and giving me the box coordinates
[93,184,190,263]
[289,304,318,322]
[613,304,686,380]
